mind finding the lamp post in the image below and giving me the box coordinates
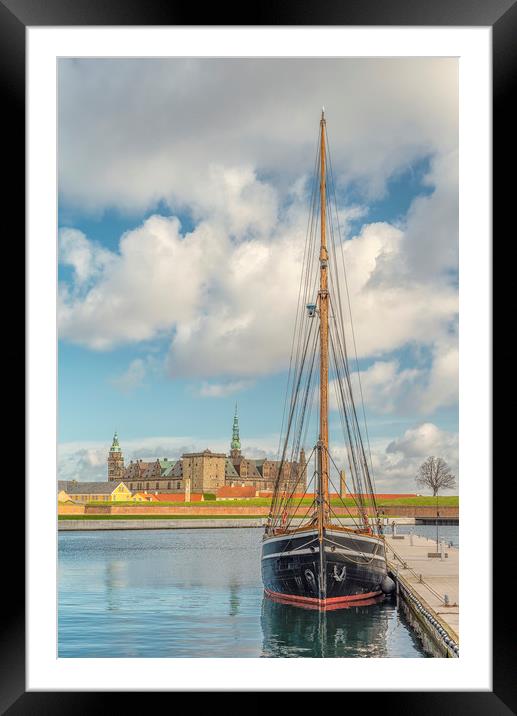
[435,492,439,552]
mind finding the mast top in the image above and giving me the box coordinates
[321,106,325,120]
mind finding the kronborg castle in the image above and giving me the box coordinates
[106,409,306,497]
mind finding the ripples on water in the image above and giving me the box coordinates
[58,527,452,658]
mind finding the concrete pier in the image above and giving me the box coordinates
[385,533,459,658]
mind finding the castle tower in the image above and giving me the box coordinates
[107,431,125,482]
[340,468,347,498]
[299,447,307,489]
[230,404,242,462]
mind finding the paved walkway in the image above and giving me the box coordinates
[385,532,459,641]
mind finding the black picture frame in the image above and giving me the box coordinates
[6,0,507,710]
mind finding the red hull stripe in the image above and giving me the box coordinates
[264,588,382,607]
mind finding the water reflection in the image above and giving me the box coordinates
[261,595,394,657]
[104,560,127,612]
[59,528,434,657]
[229,581,240,617]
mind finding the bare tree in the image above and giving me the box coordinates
[416,456,456,496]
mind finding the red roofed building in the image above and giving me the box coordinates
[216,486,257,500]
[152,492,204,502]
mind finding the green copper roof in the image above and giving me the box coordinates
[225,459,239,478]
[110,431,122,452]
[231,405,241,451]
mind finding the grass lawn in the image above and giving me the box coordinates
[84,495,458,508]
[374,496,458,507]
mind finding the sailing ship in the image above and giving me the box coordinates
[261,110,395,610]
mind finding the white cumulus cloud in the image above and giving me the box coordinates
[386,421,457,458]
[197,380,254,398]
[59,196,457,397]
[57,57,458,419]
[58,58,457,214]
[111,359,147,393]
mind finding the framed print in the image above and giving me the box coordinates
[4,0,511,709]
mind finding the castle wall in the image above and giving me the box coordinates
[182,453,226,492]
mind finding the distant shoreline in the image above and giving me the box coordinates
[58,516,429,531]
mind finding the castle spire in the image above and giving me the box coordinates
[230,403,241,464]
[110,431,121,452]
[230,404,241,454]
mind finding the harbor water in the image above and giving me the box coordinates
[58,526,457,658]
[385,523,459,548]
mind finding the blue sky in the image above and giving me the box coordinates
[57,58,458,491]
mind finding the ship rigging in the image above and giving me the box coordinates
[261,110,395,609]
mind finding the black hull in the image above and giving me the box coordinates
[261,527,387,610]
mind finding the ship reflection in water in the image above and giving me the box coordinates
[261,595,402,658]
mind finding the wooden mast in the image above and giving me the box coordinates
[318,109,330,529]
